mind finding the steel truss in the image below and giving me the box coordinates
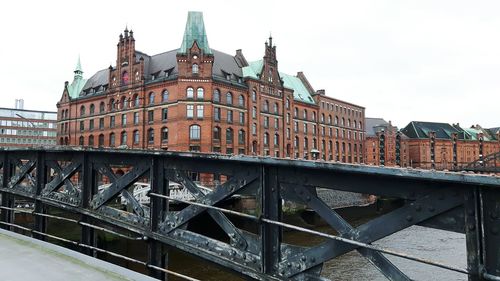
[0,147,499,281]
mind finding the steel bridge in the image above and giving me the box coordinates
[461,152,500,173]
[0,147,499,281]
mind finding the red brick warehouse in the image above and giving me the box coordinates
[57,11,365,163]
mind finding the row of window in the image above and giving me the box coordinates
[0,120,55,129]
[77,127,170,147]
[212,127,246,145]
[214,108,245,124]
[0,137,56,145]
[321,101,362,118]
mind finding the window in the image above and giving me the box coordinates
[90,104,95,115]
[109,133,115,147]
[133,130,139,144]
[328,115,332,124]
[162,90,169,102]
[294,121,298,132]
[98,134,104,147]
[335,116,339,125]
[226,128,233,144]
[239,112,244,125]
[294,107,298,117]
[80,105,86,116]
[186,87,194,99]
[252,90,257,102]
[274,118,279,129]
[303,123,308,134]
[197,88,204,99]
[227,110,233,123]
[110,116,115,128]
[197,105,204,119]
[238,130,245,144]
[286,113,290,124]
[148,110,154,123]
[321,114,325,123]
[99,102,105,113]
[192,64,199,74]
[149,92,155,105]
[121,114,127,127]
[274,103,278,114]
[263,100,269,112]
[303,110,307,120]
[89,119,94,130]
[313,125,317,136]
[294,136,299,148]
[226,92,233,105]
[359,121,363,130]
[252,107,257,119]
[264,117,269,128]
[213,89,220,102]
[161,127,168,143]
[187,105,194,118]
[274,134,279,146]
[110,99,116,111]
[213,127,221,141]
[120,131,127,145]
[80,121,84,131]
[189,125,201,140]
[214,107,221,121]
[79,136,84,145]
[287,128,290,139]
[238,95,245,107]
[99,118,104,129]
[252,123,257,135]
[348,119,351,127]
[264,133,269,146]
[148,128,154,144]
[121,97,128,109]
[134,112,139,125]
[342,118,345,126]
[286,98,290,109]
[133,94,140,107]
[312,112,316,121]
[122,71,129,85]
[162,108,168,121]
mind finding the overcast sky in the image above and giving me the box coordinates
[0,0,498,128]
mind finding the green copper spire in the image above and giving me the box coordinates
[68,56,87,99]
[179,11,212,55]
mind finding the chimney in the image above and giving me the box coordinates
[316,89,325,95]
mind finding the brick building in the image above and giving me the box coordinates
[401,121,500,170]
[0,107,57,147]
[364,118,409,167]
[56,12,365,163]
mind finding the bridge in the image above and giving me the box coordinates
[461,152,500,173]
[0,147,499,280]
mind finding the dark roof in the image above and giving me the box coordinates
[365,118,390,136]
[488,127,500,135]
[80,48,244,96]
[401,121,462,140]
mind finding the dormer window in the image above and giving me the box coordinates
[192,64,199,74]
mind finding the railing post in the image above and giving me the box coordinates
[260,165,282,276]
[80,151,97,257]
[464,188,482,281]
[33,150,47,240]
[0,151,13,230]
[149,156,169,280]
[480,188,500,280]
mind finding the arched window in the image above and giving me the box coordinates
[186,87,194,99]
[252,123,257,135]
[99,102,105,113]
[189,125,201,140]
[286,98,290,109]
[328,115,332,124]
[122,71,129,85]
[80,105,85,116]
[162,90,169,102]
[98,134,104,147]
[273,103,279,114]
[161,127,169,143]
[264,133,269,146]
[192,63,199,74]
[213,89,220,102]
[79,136,84,146]
[213,126,221,141]
[252,90,257,102]
[321,113,325,123]
[238,95,245,107]
[109,133,115,147]
[238,130,245,144]
[121,97,128,109]
[133,130,140,144]
[226,92,233,105]
[226,128,233,144]
[335,116,339,125]
[294,107,298,117]
[264,100,269,112]
[303,109,307,120]
[149,92,155,105]
[274,134,279,146]
[110,99,116,111]
[147,128,154,143]
[133,94,140,107]
[359,121,362,130]
[294,136,299,148]
[88,135,94,147]
[348,119,351,127]
[342,118,345,126]
[89,104,95,115]
[353,120,357,129]
[304,137,309,150]
[120,131,127,145]
[197,88,204,99]
[312,112,316,121]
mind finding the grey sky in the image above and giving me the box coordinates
[0,0,498,128]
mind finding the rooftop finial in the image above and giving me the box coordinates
[124,25,129,38]
[269,32,273,47]
[179,11,212,55]
[74,55,83,77]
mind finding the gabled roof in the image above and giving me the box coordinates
[179,11,211,55]
[401,121,461,140]
[242,60,263,80]
[365,118,390,137]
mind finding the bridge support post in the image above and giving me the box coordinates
[0,152,13,230]
[149,156,168,280]
[259,166,281,277]
[81,152,97,257]
[465,189,482,281]
[33,151,47,240]
[480,188,500,280]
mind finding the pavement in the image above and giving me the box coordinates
[0,228,157,281]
